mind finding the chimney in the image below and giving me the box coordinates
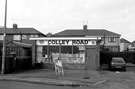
[13,23,18,29]
[83,24,87,30]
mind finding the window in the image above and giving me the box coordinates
[41,45,85,63]
[108,37,116,42]
[22,35,28,39]
[13,35,21,40]
[30,35,38,38]
[34,35,38,37]
[30,35,34,38]
[0,35,3,40]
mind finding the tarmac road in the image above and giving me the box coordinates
[0,80,90,89]
[1,65,135,89]
[1,79,135,89]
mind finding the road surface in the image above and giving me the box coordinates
[0,80,90,89]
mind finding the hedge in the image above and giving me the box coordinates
[100,51,135,65]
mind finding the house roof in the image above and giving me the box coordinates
[120,38,131,43]
[52,29,121,37]
[6,41,32,48]
[132,40,135,43]
[13,41,32,48]
[0,27,45,35]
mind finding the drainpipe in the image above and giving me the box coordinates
[103,34,106,51]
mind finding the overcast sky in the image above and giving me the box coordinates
[0,0,135,41]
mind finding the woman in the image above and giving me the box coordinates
[54,57,64,76]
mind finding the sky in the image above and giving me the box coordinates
[0,0,135,42]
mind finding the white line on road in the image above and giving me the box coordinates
[93,80,106,85]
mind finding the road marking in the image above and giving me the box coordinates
[93,80,106,85]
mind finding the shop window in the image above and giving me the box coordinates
[41,45,85,63]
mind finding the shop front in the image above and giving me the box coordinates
[30,37,101,70]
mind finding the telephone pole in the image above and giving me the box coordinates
[2,0,7,74]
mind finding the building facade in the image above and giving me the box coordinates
[30,25,121,70]
[0,24,46,43]
[120,38,131,52]
[30,37,101,70]
[0,24,121,70]
[0,24,46,65]
[52,25,121,52]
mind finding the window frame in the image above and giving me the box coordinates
[108,37,116,42]
[22,35,28,39]
[13,35,21,40]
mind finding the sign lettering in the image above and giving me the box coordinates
[37,40,96,45]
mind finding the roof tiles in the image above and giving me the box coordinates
[53,29,121,37]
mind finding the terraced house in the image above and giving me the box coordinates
[0,24,46,67]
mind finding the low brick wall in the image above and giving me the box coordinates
[42,63,54,69]
[42,63,85,70]
[63,63,85,70]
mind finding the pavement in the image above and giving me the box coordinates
[0,68,107,87]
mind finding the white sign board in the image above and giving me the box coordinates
[37,40,96,46]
